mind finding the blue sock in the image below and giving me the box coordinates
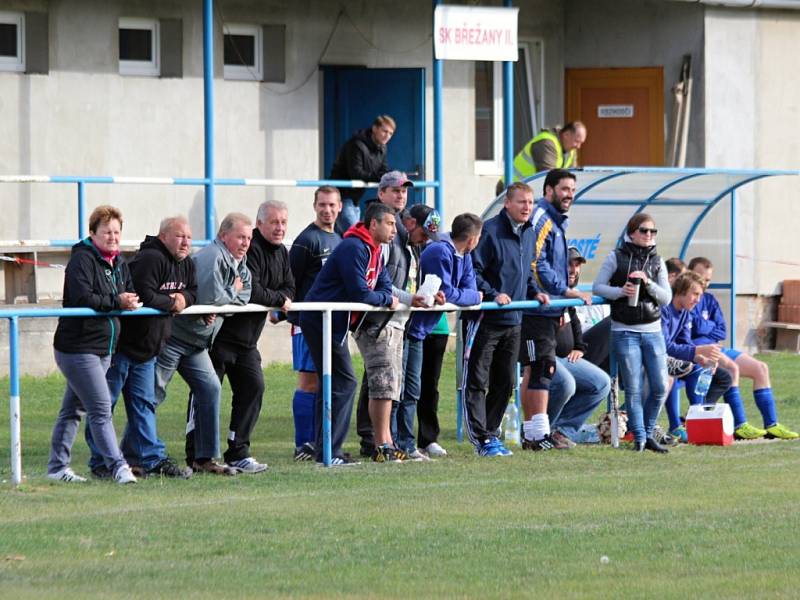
[723,386,747,428]
[292,390,316,447]
[753,388,778,428]
[665,384,682,432]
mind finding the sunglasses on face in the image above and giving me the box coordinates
[637,227,658,235]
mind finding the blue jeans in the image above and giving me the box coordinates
[612,330,668,443]
[393,336,423,453]
[337,199,361,232]
[86,353,166,471]
[49,351,126,476]
[155,338,222,461]
[548,357,611,441]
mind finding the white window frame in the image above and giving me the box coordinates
[0,11,25,73]
[474,38,545,176]
[119,17,160,77]
[223,23,263,81]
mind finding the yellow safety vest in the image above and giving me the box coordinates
[511,130,576,182]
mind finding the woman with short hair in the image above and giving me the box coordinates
[47,205,141,484]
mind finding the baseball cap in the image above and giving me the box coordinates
[407,204,441,241]
[568,246,586,264]
[379,170,413,189]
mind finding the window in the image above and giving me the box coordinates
[119,18,159,76]
[223,23,262,81]
[474,40,544,174]
[0,12,25,73]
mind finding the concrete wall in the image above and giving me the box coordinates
[704,7,800,297]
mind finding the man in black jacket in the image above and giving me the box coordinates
[329,115,395,232]
[86,216,197,479]
[211,200,295,473]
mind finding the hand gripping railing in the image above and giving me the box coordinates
[2,296,605,485]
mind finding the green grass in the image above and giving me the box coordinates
[2,352,800,598]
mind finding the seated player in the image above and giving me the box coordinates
[687,257,798,440]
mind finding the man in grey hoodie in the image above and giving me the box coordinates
[155,213,253,475]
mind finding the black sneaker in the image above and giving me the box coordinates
[666,356,693,378]
[293,442,316,462]
[521,435,556,451]
[147,457,193,479]
[90,465,113,479]
[644,437,669,454]
[371,444,407,463]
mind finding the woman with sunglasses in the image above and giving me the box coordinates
[593,213,672,452]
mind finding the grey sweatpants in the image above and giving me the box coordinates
[48,350,127,476]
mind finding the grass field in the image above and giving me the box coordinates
[2,352,800,599]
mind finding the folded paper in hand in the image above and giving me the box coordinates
[417,274,442,307]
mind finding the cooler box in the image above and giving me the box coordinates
[686,403,734,446]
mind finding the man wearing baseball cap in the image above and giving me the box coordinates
[546,246,610,446]
[354,172,439,461]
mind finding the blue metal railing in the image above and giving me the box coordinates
[3,296,605,486]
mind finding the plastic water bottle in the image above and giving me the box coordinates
[694,365,714,400]
[502,402,520,445]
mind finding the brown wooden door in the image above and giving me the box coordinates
[565,67,664,166]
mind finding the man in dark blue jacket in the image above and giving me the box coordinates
[301,202,398,465]
[520,170,592,451]
[463,182,541,457]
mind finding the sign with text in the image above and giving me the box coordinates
[434,5,519,61]
[598,104,635,118]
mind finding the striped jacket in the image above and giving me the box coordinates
[528,198,570,317]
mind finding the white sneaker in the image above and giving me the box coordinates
[114,465,138,485]
[407,449,432,462]
[425,442,448,457]
[47,467,87,483]
[227,456,268,474]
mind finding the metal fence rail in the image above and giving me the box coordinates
[3,296,604,485]
[0,175,440,244]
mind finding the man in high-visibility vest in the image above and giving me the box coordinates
[496,121,587,195]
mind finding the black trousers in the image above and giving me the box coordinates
[301,314,358,462]
[185,341,264,464]
[462,320,520,445]
[355,370,373,454]
[417,333,448,448]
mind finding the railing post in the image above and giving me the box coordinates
[77,181,86,239]
[432,0,444,219]
[9,316,22,486]
[322,309,332,467]
[203,0,216,241]
[730,189,737,348]
[503,0,514,187]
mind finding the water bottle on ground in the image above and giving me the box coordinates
[694,363,715,400]
[502,401,521,446]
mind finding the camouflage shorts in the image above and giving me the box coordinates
[354,324,404,401]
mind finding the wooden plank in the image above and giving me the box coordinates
[763,321,800,331]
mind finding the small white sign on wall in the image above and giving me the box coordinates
[434,5,519,62]
[598,105,635,118]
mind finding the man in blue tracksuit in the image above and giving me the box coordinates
[520,170,593,451]
[463,182,540,457]
[300,202,398,465]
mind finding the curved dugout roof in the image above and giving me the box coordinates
[484,166,798,279]
[482,167,798,347]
